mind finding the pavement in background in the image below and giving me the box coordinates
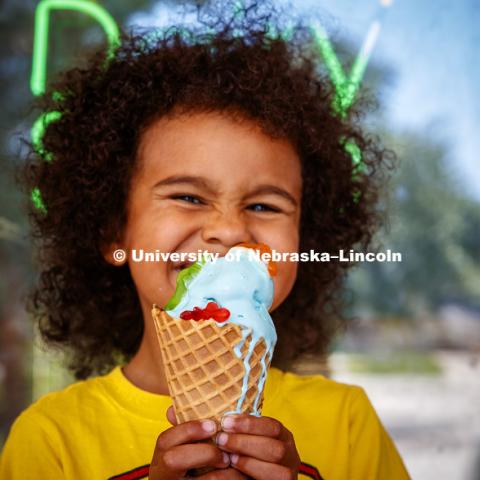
[329,351,480,480]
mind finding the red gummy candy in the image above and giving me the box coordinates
[213,308,230,322]
[180,310,193,320]
[180,302,230,323]
[205,301,219,311]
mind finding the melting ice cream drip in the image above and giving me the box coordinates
[166,246,277,415]
[232,330,272,415]
[232,296,274,414]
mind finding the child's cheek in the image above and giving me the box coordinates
[270,258,298,311]
[126,257,170,309]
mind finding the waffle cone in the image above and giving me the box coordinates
[152,305,271,424]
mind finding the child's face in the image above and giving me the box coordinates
[112,111,301,318]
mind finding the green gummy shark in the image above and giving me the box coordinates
[164,260,205,311]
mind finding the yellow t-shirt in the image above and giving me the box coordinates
[0,366,410,479]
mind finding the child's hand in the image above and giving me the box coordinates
[215,414,301,480]
[148,406,249,480]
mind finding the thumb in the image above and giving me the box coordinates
[166,405,178,426]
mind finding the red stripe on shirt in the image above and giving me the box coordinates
[299,461,324,480]
[109,461,323,480]
[108,464,149,479]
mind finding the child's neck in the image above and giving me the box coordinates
[122,313,170,395]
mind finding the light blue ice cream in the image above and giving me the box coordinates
[166,246,277,415]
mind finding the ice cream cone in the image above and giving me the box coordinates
[152,305,271,424]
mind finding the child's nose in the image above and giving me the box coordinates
[201,210,252,247]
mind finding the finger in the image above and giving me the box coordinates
[197,467,250,479]
[162,443,230,473]
[216,432,286,463]
[166,405,178,426]
[221,414,284,439]
[230,454,294,480]
[156,419,218,451]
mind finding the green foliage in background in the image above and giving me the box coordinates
[348,351,442,375]
[346,130,480,317]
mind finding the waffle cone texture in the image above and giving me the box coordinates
[152,305,272,424]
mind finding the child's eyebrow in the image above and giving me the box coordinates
[152,175,216,193]
[244,185,298,207]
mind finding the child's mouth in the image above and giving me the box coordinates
[173,261,194,273]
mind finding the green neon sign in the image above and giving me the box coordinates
[30,1,379,212]
[30,0,119,213]
[31,110,62,161]
[311,20,383,203]
[31,0,120,96]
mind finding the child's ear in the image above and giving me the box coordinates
[101,242,128,266]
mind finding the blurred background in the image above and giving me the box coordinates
[0,0,479,478]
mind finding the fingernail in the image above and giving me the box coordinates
[221,416,235,431]
[201,420,216,433]
[222,452,230,465]
[216,432,228,446]
[230,453,239,465]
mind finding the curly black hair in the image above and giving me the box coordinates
[19,0,394,379]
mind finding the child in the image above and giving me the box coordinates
[1,1,410,478]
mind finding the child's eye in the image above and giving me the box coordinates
[247,203,280,213]
[172,195,204,205]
